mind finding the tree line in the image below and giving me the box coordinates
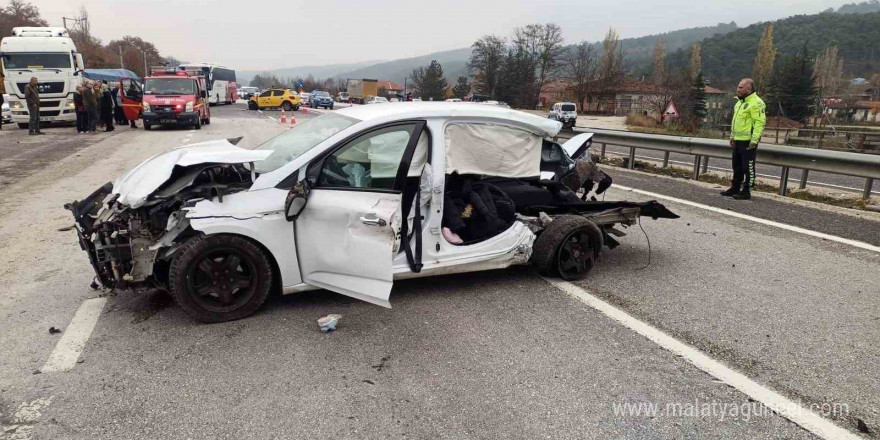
[0,1,179,78]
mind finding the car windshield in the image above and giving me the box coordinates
[561,104,576,111]
[254,112,359,174]
[144,78,195,95]
[2,53,71,70]
[314,91,330,97]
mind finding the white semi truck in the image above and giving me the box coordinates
[1,27,85,128]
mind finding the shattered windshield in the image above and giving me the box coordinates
[254,112,359,174]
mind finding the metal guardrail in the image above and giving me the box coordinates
[579,128,880,199]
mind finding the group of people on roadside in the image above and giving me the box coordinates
[72,79,138,134]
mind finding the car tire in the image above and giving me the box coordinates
[169,234,273,323]
[248,101,258,111]
[194,117,201,130]
[293,105,300,111]
[531,215,603,280]
[144,123,152,131]
[282,101,293,111]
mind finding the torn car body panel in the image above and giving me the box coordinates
[113,138,272,209]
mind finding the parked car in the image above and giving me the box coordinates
[549,102,578,129]
[336,92,350,103]
[299,92,311,106]
[309,90,334,109]
[238,86,259,100]
[65,102,677,323]
[365,96,389,104]
[248,88,302,111]
[2,94,10,125]
[445,98,462,102]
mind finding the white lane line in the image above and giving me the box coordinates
[267,116,276,121]
[543,278,861,440]
[613,184,880,254]
[1,397,54,440]
[41,298,107,373]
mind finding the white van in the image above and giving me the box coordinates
[549,102,578,129]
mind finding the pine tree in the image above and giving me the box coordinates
[690,72,708,122]
[412,60,448,101]
[766,46,817,123]
[452,76,471,99]
[752,24,777,95]
[651,40,667,86]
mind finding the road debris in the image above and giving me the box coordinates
[48,327,62,335]
[318,314,342,332]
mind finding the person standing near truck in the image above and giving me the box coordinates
[24,77,43,135]
[0,73,5,131]
[721,78,766,200]
[82,80,98,133]
[73,85,86,133]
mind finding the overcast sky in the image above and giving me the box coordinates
[36,0,849,71]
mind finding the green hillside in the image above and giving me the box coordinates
[670,11,880,89]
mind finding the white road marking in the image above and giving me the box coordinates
[0,397,53,440]
[41,298,107,373]
[543,278,862,440]
[267,116,276,121]
[613,184,880,254]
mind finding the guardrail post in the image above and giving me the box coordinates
[662,151,670,168]
[779,166,790,196]
[628,146,635,170]
[600,143,606,159]
[799,169,809,189]
[701,156,709,173]
[864,178,874,200]
[692,155,701,180]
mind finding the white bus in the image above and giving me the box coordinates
[1,27,85,128]
[177,63,237,105]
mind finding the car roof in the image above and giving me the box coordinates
[334,102,562,137]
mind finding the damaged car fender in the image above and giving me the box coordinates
[186,188,303,288]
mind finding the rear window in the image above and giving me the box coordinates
[561,104,576,111]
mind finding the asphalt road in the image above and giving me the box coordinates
[0,104,877,439]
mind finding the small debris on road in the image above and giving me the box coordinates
[856,418,873,434]
[362,379,375,385]
[56,225,75,232]
[318,314,342,332]
[48,327,61,335]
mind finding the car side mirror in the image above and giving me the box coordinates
[284,181,310,221]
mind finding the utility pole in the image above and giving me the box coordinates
[119,46,124,69]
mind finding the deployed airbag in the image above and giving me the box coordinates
[445,123,541,178]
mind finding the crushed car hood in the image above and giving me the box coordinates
[113,139,272,208]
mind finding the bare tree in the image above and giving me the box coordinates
[469,35,506,97]
[651,40,667,86]
[563,41,597,112]
[534,24,565,106]
[688,43,702,81]
[596,28,626,94]
[752,24,777,95]
[813,45,844,97]
[0,0,48,37]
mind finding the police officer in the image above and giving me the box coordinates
[721,78,766,200]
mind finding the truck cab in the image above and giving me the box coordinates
[141,70,210,130]
[0,27,84,128]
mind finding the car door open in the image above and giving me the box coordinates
[293,121,426,307]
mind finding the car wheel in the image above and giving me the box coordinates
[144,123,152,131]
[282,101,293,111]
[169,234,273,323]
[531,215,603,280]
[248,101,258,110]
[194,117,201,130]
[293,105,300,111]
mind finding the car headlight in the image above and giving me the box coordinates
[142,102,151,111]
[185,101,194,112]
[67,101,76,109]
[11,101,23,109]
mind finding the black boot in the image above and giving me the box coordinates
[732,191,751,200]
[720,186,740,197]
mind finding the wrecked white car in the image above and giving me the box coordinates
[67,103,677,322]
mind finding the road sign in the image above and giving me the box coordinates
[664,101,680,118]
